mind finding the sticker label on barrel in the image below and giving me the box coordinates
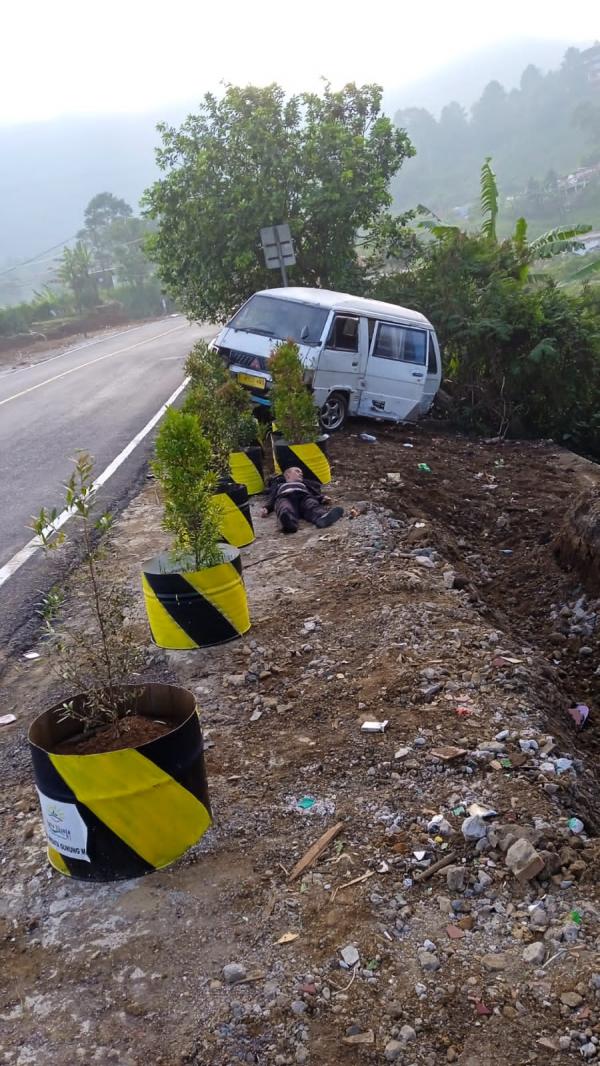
[36,789,90,862]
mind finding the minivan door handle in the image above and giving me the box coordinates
[412,372,424,378]
[351,361,359,368]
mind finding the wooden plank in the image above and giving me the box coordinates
[413,851,458,883]
[288,822,345,882]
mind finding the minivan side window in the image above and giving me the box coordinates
[372,323,427,366]
[326,315,359,353]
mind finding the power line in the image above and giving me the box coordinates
[0,235,79,279]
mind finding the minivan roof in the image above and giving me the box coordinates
[255,287,432,328]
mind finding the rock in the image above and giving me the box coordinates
[415,556,435,569]
[560,991,584,1008]
[295,1046,309,1064]
[341,945,360,967]
[529,907,549,931]
[446,866,466,892]
[462,815,488,842]
[423,939,437,953]
[394,747,411,760]
[559,1036,572,1051]
[523,941,546,965]
[400,1025,417,1044]
[223,963,247,984]
[505,838,545,882]
[291,1000,307,1015]
[418,950,440,972]
[384,1040,404,1061]
[481,953,508,972]
[581,1043,597,1059]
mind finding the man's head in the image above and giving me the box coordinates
[284,466,304,482]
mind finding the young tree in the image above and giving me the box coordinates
[143,82,414,320]
[56,242,98,311]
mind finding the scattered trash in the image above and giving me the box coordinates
[455,706,472,717]
[417,463,432,473]
[447,924,465,939]
[430,745,467,762]
[394,747,411,760]
[500,549,513,555]
[277,932,299,944]
[567,703,590,729]
[23,651,40,660]
[570,909,583,926]
[0,714,17,726]
[386,472,404,485]
[340,944,360,967]
[427,814,453,835]
[403,442,414,448]
[297,796,316,811]
[343,1031,374,1046]
[377,860,390,873]
[359,432,377,442]
[555,758,574,774]
[568,817,584,834]
[452,805,466,817]
[414,521,426,528]
[413,850,427,861]
[468,802,497,819]
[474,1001,492,1016]
[361,720,389,733]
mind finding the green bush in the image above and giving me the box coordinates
[268,340,320,444]
[153,408,223,570]
[184,340,259,475]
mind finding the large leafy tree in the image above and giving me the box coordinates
[143,82,414,321]
[56,242,98,311]
[79,192,133,270]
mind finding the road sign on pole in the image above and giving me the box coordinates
[260,224,296,287]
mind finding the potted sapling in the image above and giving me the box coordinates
[28,451,212,882]
[269,339,331,484]
[184,341,257,544]
[142,406,251,649]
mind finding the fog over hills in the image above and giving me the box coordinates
[0,37,581,276]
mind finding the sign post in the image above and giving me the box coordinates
[260,224,296,287]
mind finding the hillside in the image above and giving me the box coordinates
[391,44,600,222]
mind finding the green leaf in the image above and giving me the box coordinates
[480,157,498,242]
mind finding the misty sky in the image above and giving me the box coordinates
[2,0,598,124]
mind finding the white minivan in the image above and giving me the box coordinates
[211,287,441,431]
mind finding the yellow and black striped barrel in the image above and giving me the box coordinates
[213,480,255,547]
[29,684,212,881]
[142,546,251,650]
[272,437,331,485]
[229,446,265,496]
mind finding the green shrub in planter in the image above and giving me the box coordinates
[269,340,331,484]
[28,451,212,881]
[144,407,251,648]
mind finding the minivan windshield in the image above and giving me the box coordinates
[228,295,329,346]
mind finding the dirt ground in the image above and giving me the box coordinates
[2,422,600,1066]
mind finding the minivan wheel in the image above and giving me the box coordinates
[320,393,348,432]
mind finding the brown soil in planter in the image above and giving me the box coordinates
[54,714,172,755]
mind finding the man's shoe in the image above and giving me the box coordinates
[279,512,298,533]
[315,506,344,529]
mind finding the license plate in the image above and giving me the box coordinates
[238,372,266,391]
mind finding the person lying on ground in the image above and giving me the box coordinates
[261,466,344,534]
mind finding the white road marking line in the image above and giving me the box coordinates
[0,376,190,589]
[0,323,187,408]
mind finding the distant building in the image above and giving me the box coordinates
[561,162,600,193]
[581,43,600,85]
[573,230,600,256]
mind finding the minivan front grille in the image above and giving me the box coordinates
[218,347,268,372]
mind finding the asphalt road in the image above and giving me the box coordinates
[0,317,211,655]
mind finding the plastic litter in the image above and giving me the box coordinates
[403,443,414,448]
[568,817,584,834]
[0,714,17,726]
[341,945,360,967]
[570,909,583,925]
[417,463,432,473]
[298,796,316,810]
[23,651,40,660]
[359,432,377,442]
[567,703,590,729]
[361,720,389,733]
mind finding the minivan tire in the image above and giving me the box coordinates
[319,392,348,432]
